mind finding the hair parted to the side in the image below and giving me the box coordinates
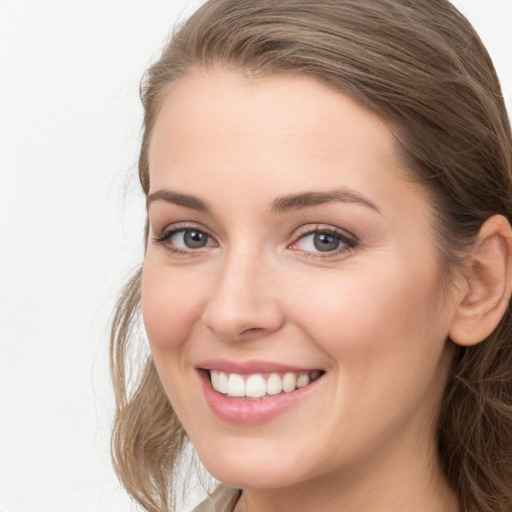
[110,1,512,511]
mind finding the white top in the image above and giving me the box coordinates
[191,486,241,512]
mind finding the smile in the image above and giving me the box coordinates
[197,360,326,423]
[209,370,323,399]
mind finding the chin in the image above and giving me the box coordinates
[206,461,299,490]
[193,436,313,490]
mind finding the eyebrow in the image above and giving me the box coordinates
[146,189,211,211]
[146,187,381,215]
[271,188,381,214]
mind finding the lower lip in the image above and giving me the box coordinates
[198,370,321,424]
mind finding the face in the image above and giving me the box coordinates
[142,69,458,492]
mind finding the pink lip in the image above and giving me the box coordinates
[197,358,317,375]
[197,362,324,425]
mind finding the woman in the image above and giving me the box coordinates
[110,1,512,511]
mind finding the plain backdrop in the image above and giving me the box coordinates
[0,1,510,511]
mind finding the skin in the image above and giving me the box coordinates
[141,68,462,511]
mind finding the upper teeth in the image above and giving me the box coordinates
[210,370,321,398]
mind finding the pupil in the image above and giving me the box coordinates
[313,233,339,252]
[184,230,207,248]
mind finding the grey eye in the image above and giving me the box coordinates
[313,232,340,252]
[291,227,356,256]
[182,229,208,248]
[295,231,342,253]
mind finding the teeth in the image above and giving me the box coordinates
[266,373,282,395]
[227,373,245,397]
[217,371,228,393]
[209,370,322,398]
[210,370,228,394]
[282,372,296,392]
[310,370,321,381]
[211,370,220,390]
[296,373,310,388]
[246,375,267,398]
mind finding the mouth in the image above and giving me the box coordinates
[197,360,326,423]
[207,369,324,399]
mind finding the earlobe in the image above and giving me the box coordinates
[449,215,512,347]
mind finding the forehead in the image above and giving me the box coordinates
[149,69,398,173]
[147,68,426,219]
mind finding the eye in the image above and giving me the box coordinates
[300,232,341,252]
[173,229,209,249]
[153,225,216,254]
[289,226,357,256]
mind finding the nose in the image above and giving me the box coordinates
[201,249,285,342]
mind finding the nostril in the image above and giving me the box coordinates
[240,327,264,336]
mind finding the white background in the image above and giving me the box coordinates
[0,1,510,511]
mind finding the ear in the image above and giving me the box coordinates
[449,214,512,346]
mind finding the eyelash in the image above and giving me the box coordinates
[290,225,358,258]
[153,223,216,257]
[153,223,358,258]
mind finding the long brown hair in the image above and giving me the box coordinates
[111,1,512,510]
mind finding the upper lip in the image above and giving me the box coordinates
[197,358,322,374]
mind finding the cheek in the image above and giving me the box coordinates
[290,259,449,370]
[141,259,206,352]
[140,258,210,420]
[285,263,452,452]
